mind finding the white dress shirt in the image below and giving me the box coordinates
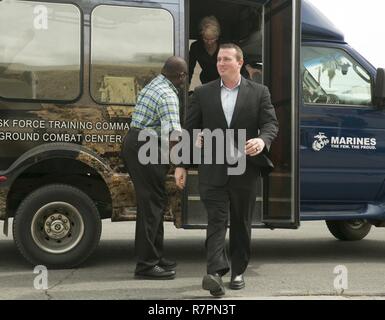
[220,78,241,127]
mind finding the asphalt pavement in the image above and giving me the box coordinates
[1,220,385,300]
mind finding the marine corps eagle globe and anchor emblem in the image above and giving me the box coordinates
[312,132,330,151]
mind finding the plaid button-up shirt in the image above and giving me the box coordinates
[130,74,182,136]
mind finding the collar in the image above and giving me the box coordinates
[159,74,179,95]
[220,77,242,90]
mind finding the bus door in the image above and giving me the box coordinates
[262,0,301,228]
[182,0,300,229]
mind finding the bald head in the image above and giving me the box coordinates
[161,56,188,88]
[162,56,187,76]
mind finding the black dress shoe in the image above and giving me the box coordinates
[159,258,177,271]
[229,274,245,290]
[202,274,226,297]
[135,265,176,280]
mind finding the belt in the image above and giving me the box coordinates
[128,127,162,141]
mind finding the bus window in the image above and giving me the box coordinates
[0,1,81,101]
[90,5,174,105]
[302,46,372,106]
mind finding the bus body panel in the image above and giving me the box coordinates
[1,0,384,232]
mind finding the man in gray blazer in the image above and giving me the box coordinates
[175,43,278,297]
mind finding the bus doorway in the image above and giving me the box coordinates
[188,0,263,91]
[183,0,300,229]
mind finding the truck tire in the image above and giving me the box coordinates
[326,220,371,241]
[13,184,102,269]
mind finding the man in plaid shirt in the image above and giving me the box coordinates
[122,56,188,280]
[130,74,183,136]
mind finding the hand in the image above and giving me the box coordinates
[195,132,203,148]
[245,138,265,157]
[175,167,187,190]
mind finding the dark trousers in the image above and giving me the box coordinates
[199,177,258,276]
[122,129,169,272]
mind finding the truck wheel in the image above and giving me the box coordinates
[326,220,371,241]
[13,184,102,269]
